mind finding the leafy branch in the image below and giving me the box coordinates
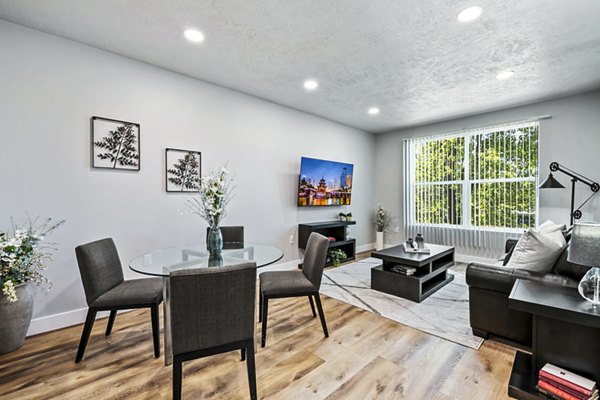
[94,123,139,168]
[168,152,200,191]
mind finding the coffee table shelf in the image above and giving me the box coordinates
[370,244,455,303]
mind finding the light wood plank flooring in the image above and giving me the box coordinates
[0,262,515,399]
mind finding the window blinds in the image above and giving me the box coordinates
[403,121,539,258]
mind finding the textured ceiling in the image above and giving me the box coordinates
[1,0,600,133]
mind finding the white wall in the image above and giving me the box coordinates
[0,20,376,334]
[375,90,600,249]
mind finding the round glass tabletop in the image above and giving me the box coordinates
[129,242,284,277]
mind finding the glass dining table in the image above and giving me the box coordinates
[129,242,284,365]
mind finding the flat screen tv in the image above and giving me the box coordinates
[298,157,353,207]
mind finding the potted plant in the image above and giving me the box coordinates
[372,205,391,250]
[0,217,64,354]
[186,165,234,258]
[328,248,347,267]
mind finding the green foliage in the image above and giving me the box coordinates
[328,248,347,267]
[413,125,538,229]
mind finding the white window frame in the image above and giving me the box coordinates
[405,121,539,234]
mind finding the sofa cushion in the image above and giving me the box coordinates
[506,229,566,273]
[552,246,592,280]
[538,220,567,235]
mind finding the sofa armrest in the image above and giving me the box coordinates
[466,263,516,294]
[466,262,578,294]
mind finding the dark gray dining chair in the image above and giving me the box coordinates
[169,262,257,400]
[74,238,163,363]
[205,226,244,249]
[259,232,330,347]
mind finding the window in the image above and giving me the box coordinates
[404,121,539,232]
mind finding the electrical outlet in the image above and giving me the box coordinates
[289,235,295,244]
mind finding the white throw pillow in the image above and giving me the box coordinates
[506,229,567,273]
[537,220,566,235]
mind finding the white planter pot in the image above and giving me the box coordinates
[376,231,384,250]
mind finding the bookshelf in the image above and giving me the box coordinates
[298,220,356,267]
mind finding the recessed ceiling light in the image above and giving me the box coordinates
[368,107,380,116]
[496,70,515,80]
[457,6,483,23]
[184,29,205,43]
[304,79,319,91]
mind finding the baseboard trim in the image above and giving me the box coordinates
[455,253,498,265]
[357,243,376,253]
[27,308,114,337]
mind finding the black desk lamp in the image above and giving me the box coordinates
[539,162,599,226]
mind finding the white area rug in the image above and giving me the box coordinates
[321,258,483,350]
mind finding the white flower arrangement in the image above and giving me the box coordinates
[0,217,65,302]
[186,166,234,228]
[373,204,391,233]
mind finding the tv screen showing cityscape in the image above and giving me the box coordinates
[298,157,353,207]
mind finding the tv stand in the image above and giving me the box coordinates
[298,220,356,267]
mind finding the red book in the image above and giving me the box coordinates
[539,380,582,400]
[540,370,594,397]
[540,376,589,400]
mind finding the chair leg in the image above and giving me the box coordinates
[314,294,329,338]
[258,292,263,322]
[308,295,316,317]
[150,304,160,358]
[105,310,117,336]
[172,357,183,400]
[246,340,257,400]
[241,348,246,361]
[261,296,269,348]
[75,309,97,363]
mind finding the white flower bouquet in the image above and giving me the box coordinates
[186,166,234,228]
[1,217,65,302]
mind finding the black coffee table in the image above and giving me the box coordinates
[370,244,455,302]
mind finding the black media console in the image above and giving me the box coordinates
[298,220,356,267]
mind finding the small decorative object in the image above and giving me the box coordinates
[166,148,201,192]
[403,237,431,254]
[0,217,65,354]
[186,165,234,259]
[373,204,391,251]
[91,116,140,171]
[567,222,600,305]
[415,233,425,249]
[338,212,347,222]
[328,248,347,267]
[578,268,600,305]
[346,213,353,221]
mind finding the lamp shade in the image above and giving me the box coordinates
[539,173,565,189]
[567,223,600,266]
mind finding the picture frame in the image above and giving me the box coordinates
[91,116,140,171]
[165,148,202,192]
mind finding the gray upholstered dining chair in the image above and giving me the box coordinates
[205,225,244,249]
[259,232,330,347]
[74,238,163,363]
[169,262,258,400]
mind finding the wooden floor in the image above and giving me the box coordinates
[0,263,516,399]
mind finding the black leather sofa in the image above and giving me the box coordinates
[465,237,591,347]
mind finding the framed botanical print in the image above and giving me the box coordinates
[165,148,202,192]
[91,116,140,171]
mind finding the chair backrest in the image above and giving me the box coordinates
[75,238,125,305]
[302,233,330,289]
[205,226,244,249]
[169,262,257,356]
